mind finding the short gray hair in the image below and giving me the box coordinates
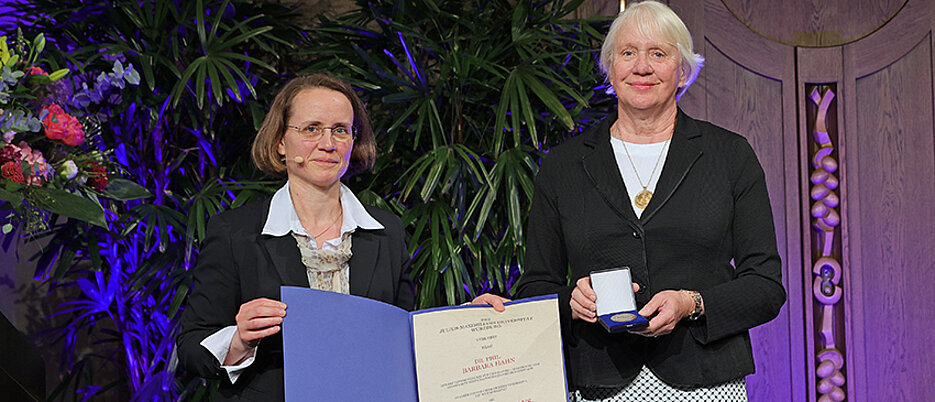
[599,0,705,99]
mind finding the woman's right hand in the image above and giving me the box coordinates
[570,277,598,322]
[570,277,640,322]
[225,298,287,365]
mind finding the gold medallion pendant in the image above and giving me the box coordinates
[634,189,652,209]
[613,122,671,212]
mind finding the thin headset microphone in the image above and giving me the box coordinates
[282,154,310,164]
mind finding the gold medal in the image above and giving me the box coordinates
[613,122,670,212]
[611,313,638,322]
[634,189,652,210]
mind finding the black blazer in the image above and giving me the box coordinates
[176,197,414,401]
[515,109,786,389]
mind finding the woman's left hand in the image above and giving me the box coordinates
[630,290,694,338]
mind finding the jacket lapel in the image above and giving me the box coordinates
[581,115,640,225]
[259,234,308,287]
[640,109,703,223]
[249,196,307,287]
[349,230,379,297]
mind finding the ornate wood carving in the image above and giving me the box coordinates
[807,85,846,402]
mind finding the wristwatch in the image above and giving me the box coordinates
[685,290,703,321]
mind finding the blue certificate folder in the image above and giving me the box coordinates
[281,287,416,401]
[280,286,562,402]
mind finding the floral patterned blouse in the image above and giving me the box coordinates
[292,232,353,294]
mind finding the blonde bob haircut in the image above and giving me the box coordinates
[599,0,705,100]
[251,73,376,178]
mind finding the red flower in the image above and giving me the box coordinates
[25,66,48,76]
[85,161,108,192]
[1,161,24,184]
[42,104,85,146]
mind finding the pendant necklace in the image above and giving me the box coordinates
[312,205,343,239]
[619,134,671,210]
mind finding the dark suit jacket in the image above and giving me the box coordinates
[515,109,786,389]
[176,197,414,401]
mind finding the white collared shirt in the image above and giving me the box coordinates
[260,181,384,243]
[200,181,383,383]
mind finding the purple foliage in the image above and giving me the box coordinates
[70,60,139,115]
[398,32,425,86]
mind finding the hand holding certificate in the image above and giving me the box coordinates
[281,287,567,402]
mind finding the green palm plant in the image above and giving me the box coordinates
[5,0,616,398]
[8,0,299,399]
[304,0,614,308]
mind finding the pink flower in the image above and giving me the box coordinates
[42,104,85,146]
[15,141,52,185]
[26,66,48,76]
[29,154,52,185]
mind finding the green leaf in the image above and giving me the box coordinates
[514,69,538,144]
[87,230,101,271]
[48,68,69,81]
[28,187,107,228]
[141,54,156,91]
[521,70,575,130]
[52,247,77,280]
[195,0,207,47]
[249,101,265,130]
[194,57,208,109]
[169,284,189,320]
[217,27,275,56]
[102,178,153,201]
[24,74,52,85]
[216,58,258,99]
[215,61,242,102]
[205,60,223,106]
[170,56,206,107]
[0,187,23,204]
[208,0,231,42]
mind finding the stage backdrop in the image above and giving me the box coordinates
[2,1,933,400]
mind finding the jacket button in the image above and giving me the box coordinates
[632,231,641,239]
[635,283,647,294]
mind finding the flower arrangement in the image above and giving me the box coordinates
[0,32,149,234]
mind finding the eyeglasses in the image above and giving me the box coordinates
[286,124,355,142]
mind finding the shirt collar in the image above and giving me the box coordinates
[261,181,384,237]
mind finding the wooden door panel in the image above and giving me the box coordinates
[850,34,935,400]
[701,35,798,402]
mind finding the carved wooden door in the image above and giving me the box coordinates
[658,0,935,400]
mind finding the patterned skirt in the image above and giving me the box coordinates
[570,366,747,402]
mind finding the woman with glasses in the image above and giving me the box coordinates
[176,73,414,401]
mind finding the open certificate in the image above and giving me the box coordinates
[281,286,567,402]
[412,295,567,401]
